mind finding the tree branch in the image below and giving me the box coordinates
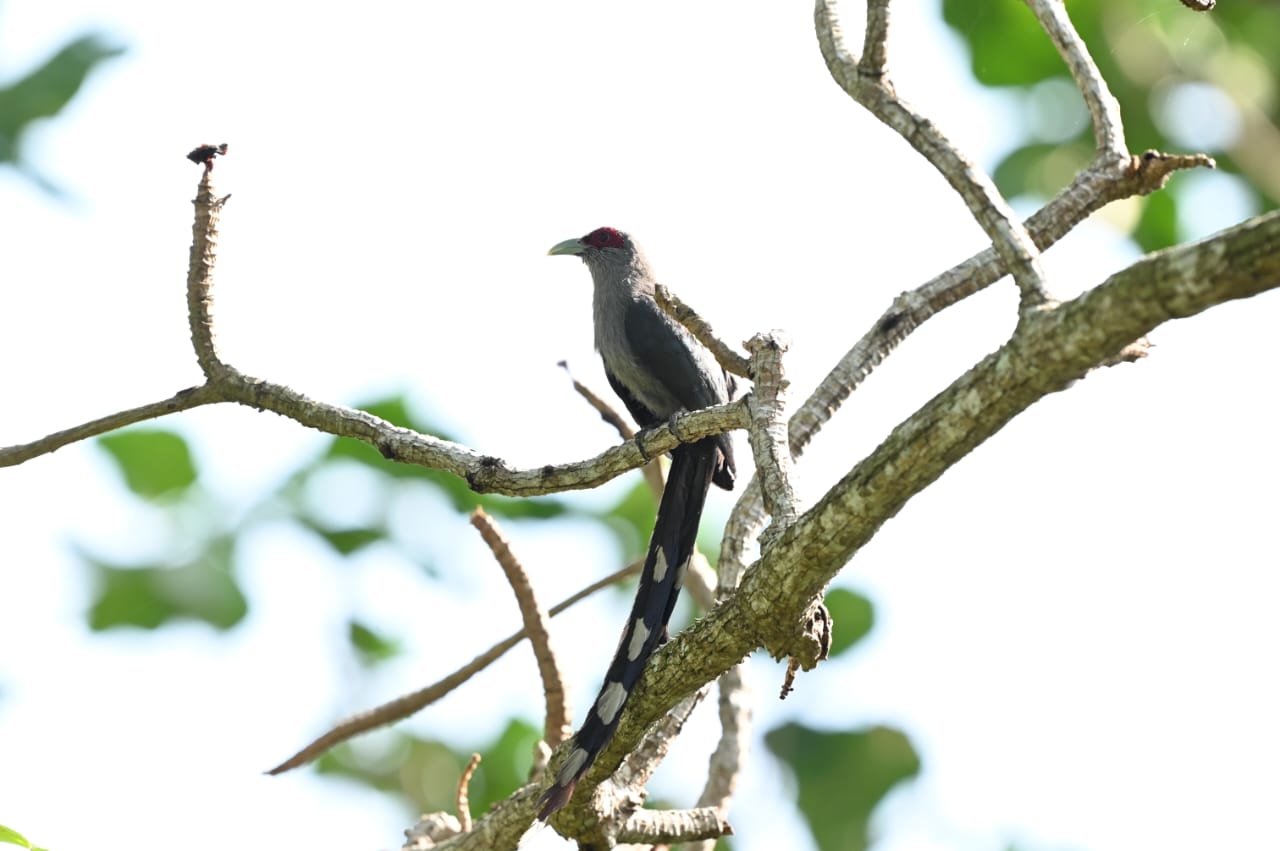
[1025,0,1126,158]
[816,0,1052,309]
[470,508,569,748]
[0,385,217,466]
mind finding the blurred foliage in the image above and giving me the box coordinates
[0,28,124,193]
[348,619,403,668]
[84,544,247,631]
[765,723,920,851]
[80,394,694,812]
[943,0,1277,249]
[98,429,198,499]
[0,824,47,851]
[316,719,542,816]
[85,394,616,635]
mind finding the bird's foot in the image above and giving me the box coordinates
[633,430,653,463]
[666,411,687,442]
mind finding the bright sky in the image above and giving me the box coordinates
[2,3,1277,851]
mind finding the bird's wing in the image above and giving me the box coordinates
[623,297,723,412]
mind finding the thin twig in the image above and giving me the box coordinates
[558,360,635,440]
[470,507,569,747]
[456,753,481,833]
[654,285,751,379]
[860,0,891,76]
[1025,0,1126,157]
[743,333,798,551]
[0,385,217,466]
[684,664,752,851]
[559,360,666,499]
[267,558,642,774]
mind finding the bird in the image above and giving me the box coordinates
[538,226,736,819]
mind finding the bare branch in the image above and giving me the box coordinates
[860,0,891,77]
[1025,0,1126,157]
[684,663,753,851]
[456,753,481,833]
[654,284,751,379]
[816,0,1051,309]
[187,167,231,379]
[559,360,636,441]
[470,508,569,747]
[0,385,217,467]
[616,806,733,846]
[743,332,798,550]
[267,558,641,774]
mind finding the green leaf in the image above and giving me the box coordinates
[596,477,658,559]
[940,1,1062,86]
[97,429,198,499]
[824,588,875,658]
[85,541,247,631]
[765,723,920,851]
[1133,188,1179,253]
[347,620,402,667]
[0,34,125,167]
[315,721,542,813]
[317,526,384,556]
[317,734,465,812]
[468,719,542,812]
[0,825,35,850]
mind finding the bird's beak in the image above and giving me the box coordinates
[547,237,585,257]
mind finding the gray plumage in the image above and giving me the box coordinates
[539,227,736,819]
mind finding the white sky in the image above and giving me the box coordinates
[2,3,1277,851]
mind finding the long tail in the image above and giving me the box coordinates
[536,438,719,819]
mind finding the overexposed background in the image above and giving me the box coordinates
[2,2,1276,850]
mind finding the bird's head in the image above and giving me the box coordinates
[547,227,633,261]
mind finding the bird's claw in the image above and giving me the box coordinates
[633,431,653,463]
[667,412,686,442]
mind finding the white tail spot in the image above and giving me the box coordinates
[653,549,669,583]
[595,681,628,726]
[627,619,651,661]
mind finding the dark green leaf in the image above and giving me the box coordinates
[318,527,384,556]
[85,541,247,631]
[765,723,920,851]
[940,1,1062,86]
[824,588,875,658]
[0,34,125,166]
[97,429,197,499]
[347,620,402,667]
[468,719,541,812]
[1133,188,1179,253]
[993,141,1091,202]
